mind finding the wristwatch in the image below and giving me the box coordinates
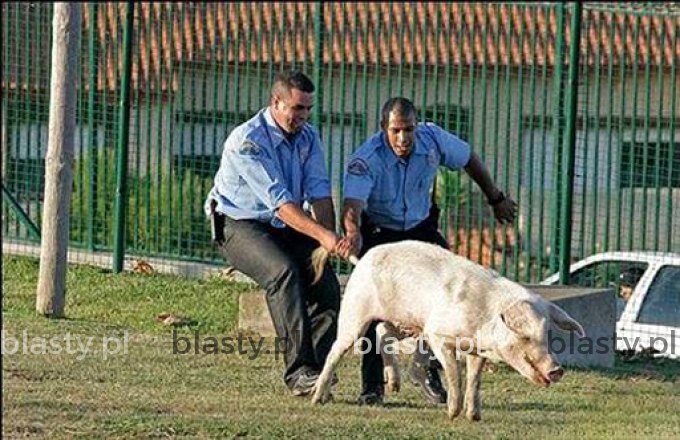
[488,191,506,206]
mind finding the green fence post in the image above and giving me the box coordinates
[550,3,566,275]
[87,3,99,251]
[312,3,323,129]
[112,2,134,273]
[559,2,583,284]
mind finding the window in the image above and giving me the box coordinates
[620,142,680,189]
[636,266,680,327]
[422,105,472,209]
[322,112,366,203]
[423,104,471,142]
[569,261,646,289]
[174,110,241,178]
[172,154,221,179]
[568,261,648,320]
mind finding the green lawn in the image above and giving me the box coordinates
[3,255,679,439]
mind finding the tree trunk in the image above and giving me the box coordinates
[36,3,81,317]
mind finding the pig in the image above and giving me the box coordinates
[374,321,418,393]
[311,240,586,421]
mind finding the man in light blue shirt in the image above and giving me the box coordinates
[205,71,346,397]
[340,97,517,406]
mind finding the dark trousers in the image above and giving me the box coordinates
[359,209,448,392]
[216,215,341,389]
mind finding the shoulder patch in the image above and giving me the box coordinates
[239,140,261,156]
[347,158,370,176]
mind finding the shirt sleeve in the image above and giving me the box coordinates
[342,155,374,202]
[426,123,472,169]
[229,137,294,211]
[301,131,332,202]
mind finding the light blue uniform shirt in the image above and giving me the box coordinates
[205,108,332,228]
[343,122,471,231]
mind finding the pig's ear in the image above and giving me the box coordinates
[500,300,536,336]
[548,304,586,338]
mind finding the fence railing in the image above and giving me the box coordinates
[2,2,679,283]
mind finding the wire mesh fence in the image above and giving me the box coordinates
[2,3,679,288]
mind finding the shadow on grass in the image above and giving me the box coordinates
[485,401,594,412]
[570,352,680,382]
[485,350,679,382]
[327,396,427,410]
[40,317,134,333]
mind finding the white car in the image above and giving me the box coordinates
[541,251,680,359]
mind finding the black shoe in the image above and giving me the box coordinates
[409,364,447,404]
[358,386,384,406]
[290,370,320,397]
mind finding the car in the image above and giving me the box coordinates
[541,251,680,359]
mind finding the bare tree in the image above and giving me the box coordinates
[36,3,82,317]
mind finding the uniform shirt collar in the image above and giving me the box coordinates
[379,129,428,166]
[263,107,304,148]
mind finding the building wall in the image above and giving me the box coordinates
[3,66,678,255]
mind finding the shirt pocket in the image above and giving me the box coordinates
[373,173,400,203]
[416,167,437,194]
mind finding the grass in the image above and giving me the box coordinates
[3,255,680,439]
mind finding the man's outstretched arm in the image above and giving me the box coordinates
[463,151,517,224]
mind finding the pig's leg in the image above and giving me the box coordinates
[377,322,401,393]
[312,270,382,405]
[311,298,374,404]
[464,355,486,421]
[425,333,463,419]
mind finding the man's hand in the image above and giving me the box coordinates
[491,196,517,224]
[334,236,355,260]
[346,232,363,257]
[318,229,341,253]
[277,202,342,251]
[334,233,361,260]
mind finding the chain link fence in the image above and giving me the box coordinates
[2,3,679,285]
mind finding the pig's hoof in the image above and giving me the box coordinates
[311,389,331,405]
[448,407,462,420]
[384,368,401,393]
[466,411,481,422]
[386,380,401,393]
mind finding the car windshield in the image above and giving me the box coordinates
[636,265,680,327]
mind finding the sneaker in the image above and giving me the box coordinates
[290,370,320,397]
[409,364,447,404]
[357,386,384,406]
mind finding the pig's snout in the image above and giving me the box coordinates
[547,367,564,384]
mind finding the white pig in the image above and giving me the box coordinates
[311,240,586,421]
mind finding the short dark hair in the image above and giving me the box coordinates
[272,71,315,99]
[620,267,645,287]
[380,97,417,128]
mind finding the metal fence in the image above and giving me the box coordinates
[2,2,679,283]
